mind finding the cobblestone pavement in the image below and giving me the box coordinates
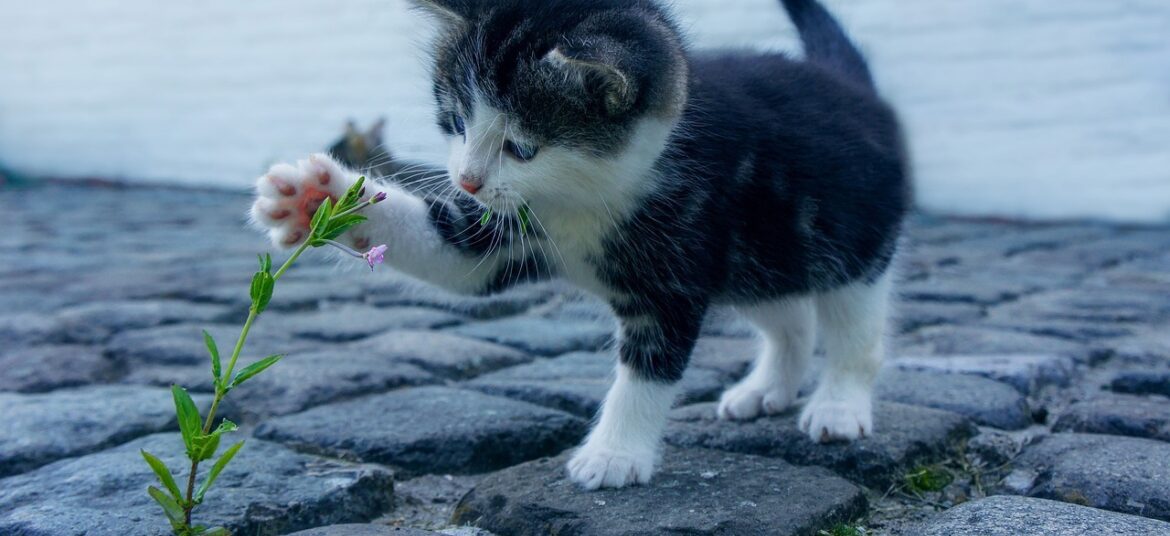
[1,183,1169,535]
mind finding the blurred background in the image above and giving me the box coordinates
[1,0,1167,221]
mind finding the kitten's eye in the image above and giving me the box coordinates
[451,114,466,137]
[504,140,539,162]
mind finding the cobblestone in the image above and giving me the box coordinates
[892,353,1078,395]
[3,184,1170,534]
[1053,392,1170,442]
[1009,433,1170,521]
[665,402,976,487]
[876,369,1031,429]
[0,344,120,393]
[453,447,866,536]
[254,387,587,476]
[467,350,730,418]
[55,299,231,344]
[347,330,534,380]
[0,434,394,536]
[1112,370,1170,397]
[287,526,432,536]
[446,315,613,356]
[1,385,209,477]
[268,304,465,343]
[908,496,1170,536]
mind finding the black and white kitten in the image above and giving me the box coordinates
[252,0,909,489]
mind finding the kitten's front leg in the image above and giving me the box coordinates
[250,153,523,294]
[567,306,703,489]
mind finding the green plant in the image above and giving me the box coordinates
[904,464,955,495]
[479,204,532,235]
[819,523,866,536]
[140,178,385,535]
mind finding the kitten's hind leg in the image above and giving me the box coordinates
[801,271,893,442]
[718,297,816,420]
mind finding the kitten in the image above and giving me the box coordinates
[252,0,909,489]
[327,119,397,178]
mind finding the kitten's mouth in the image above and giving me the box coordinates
[478,189,527,216]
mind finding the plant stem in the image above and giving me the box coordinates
[180,238,312,526]
[321,239,364,258]
[331,196,380,220]
[272,239,314,282]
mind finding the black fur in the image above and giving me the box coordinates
[410,0,909,383]
[779,0,875,90]
[422,0,687,153]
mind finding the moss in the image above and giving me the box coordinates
[819,523,866,536]
[1059,488,1091,506]
[904,465,954,494]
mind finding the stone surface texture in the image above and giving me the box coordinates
[453,448,867,536]
[1,385,209,477]
[0,434,394,536]
[1010,433,1170,521]
[2,184,1169,534]
[254,387,587,476]
[907,496,1170,536]
[666,402,977,488]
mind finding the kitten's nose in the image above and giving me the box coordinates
[459,174,483,194]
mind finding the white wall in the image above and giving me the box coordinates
[1,0,1168,222]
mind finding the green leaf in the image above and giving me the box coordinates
[193,419,238,462]
[479,208,493,226]
[211,418,239,435]
[258,253,272,274]
[172,385,202,458]
[148,485,187,531]
[194,432,220,462]
[309,197,334,235]
[249,271,275,313]
[339,176,367,210]
[319,214,368,241]
[203,330,221,384]
[248,271,262,303]
[141,450,183,503]
[194,441,244,504]
[229,355,282,390]
[517,205,531,235]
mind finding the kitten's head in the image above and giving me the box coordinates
[413,0,688,212]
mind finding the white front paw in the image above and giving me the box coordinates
[566,443,655,490]
[250,153,358,248]
[717,377,795,421]
[799,390,873,443]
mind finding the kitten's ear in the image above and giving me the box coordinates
[367,117,386,144]
[344,120,360,137]
[409,0,472,25]
[544,44,637,116]
[369,117,386,135]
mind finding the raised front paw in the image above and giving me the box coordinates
[250,153,352,248]
[566,443,655,490]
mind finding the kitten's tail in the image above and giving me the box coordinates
[778,0,875,91]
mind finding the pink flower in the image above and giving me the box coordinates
[363,245,388,271]
[371,191,388,204]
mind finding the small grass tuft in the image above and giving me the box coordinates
[819,523,866,536]
[904,465,955,495]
